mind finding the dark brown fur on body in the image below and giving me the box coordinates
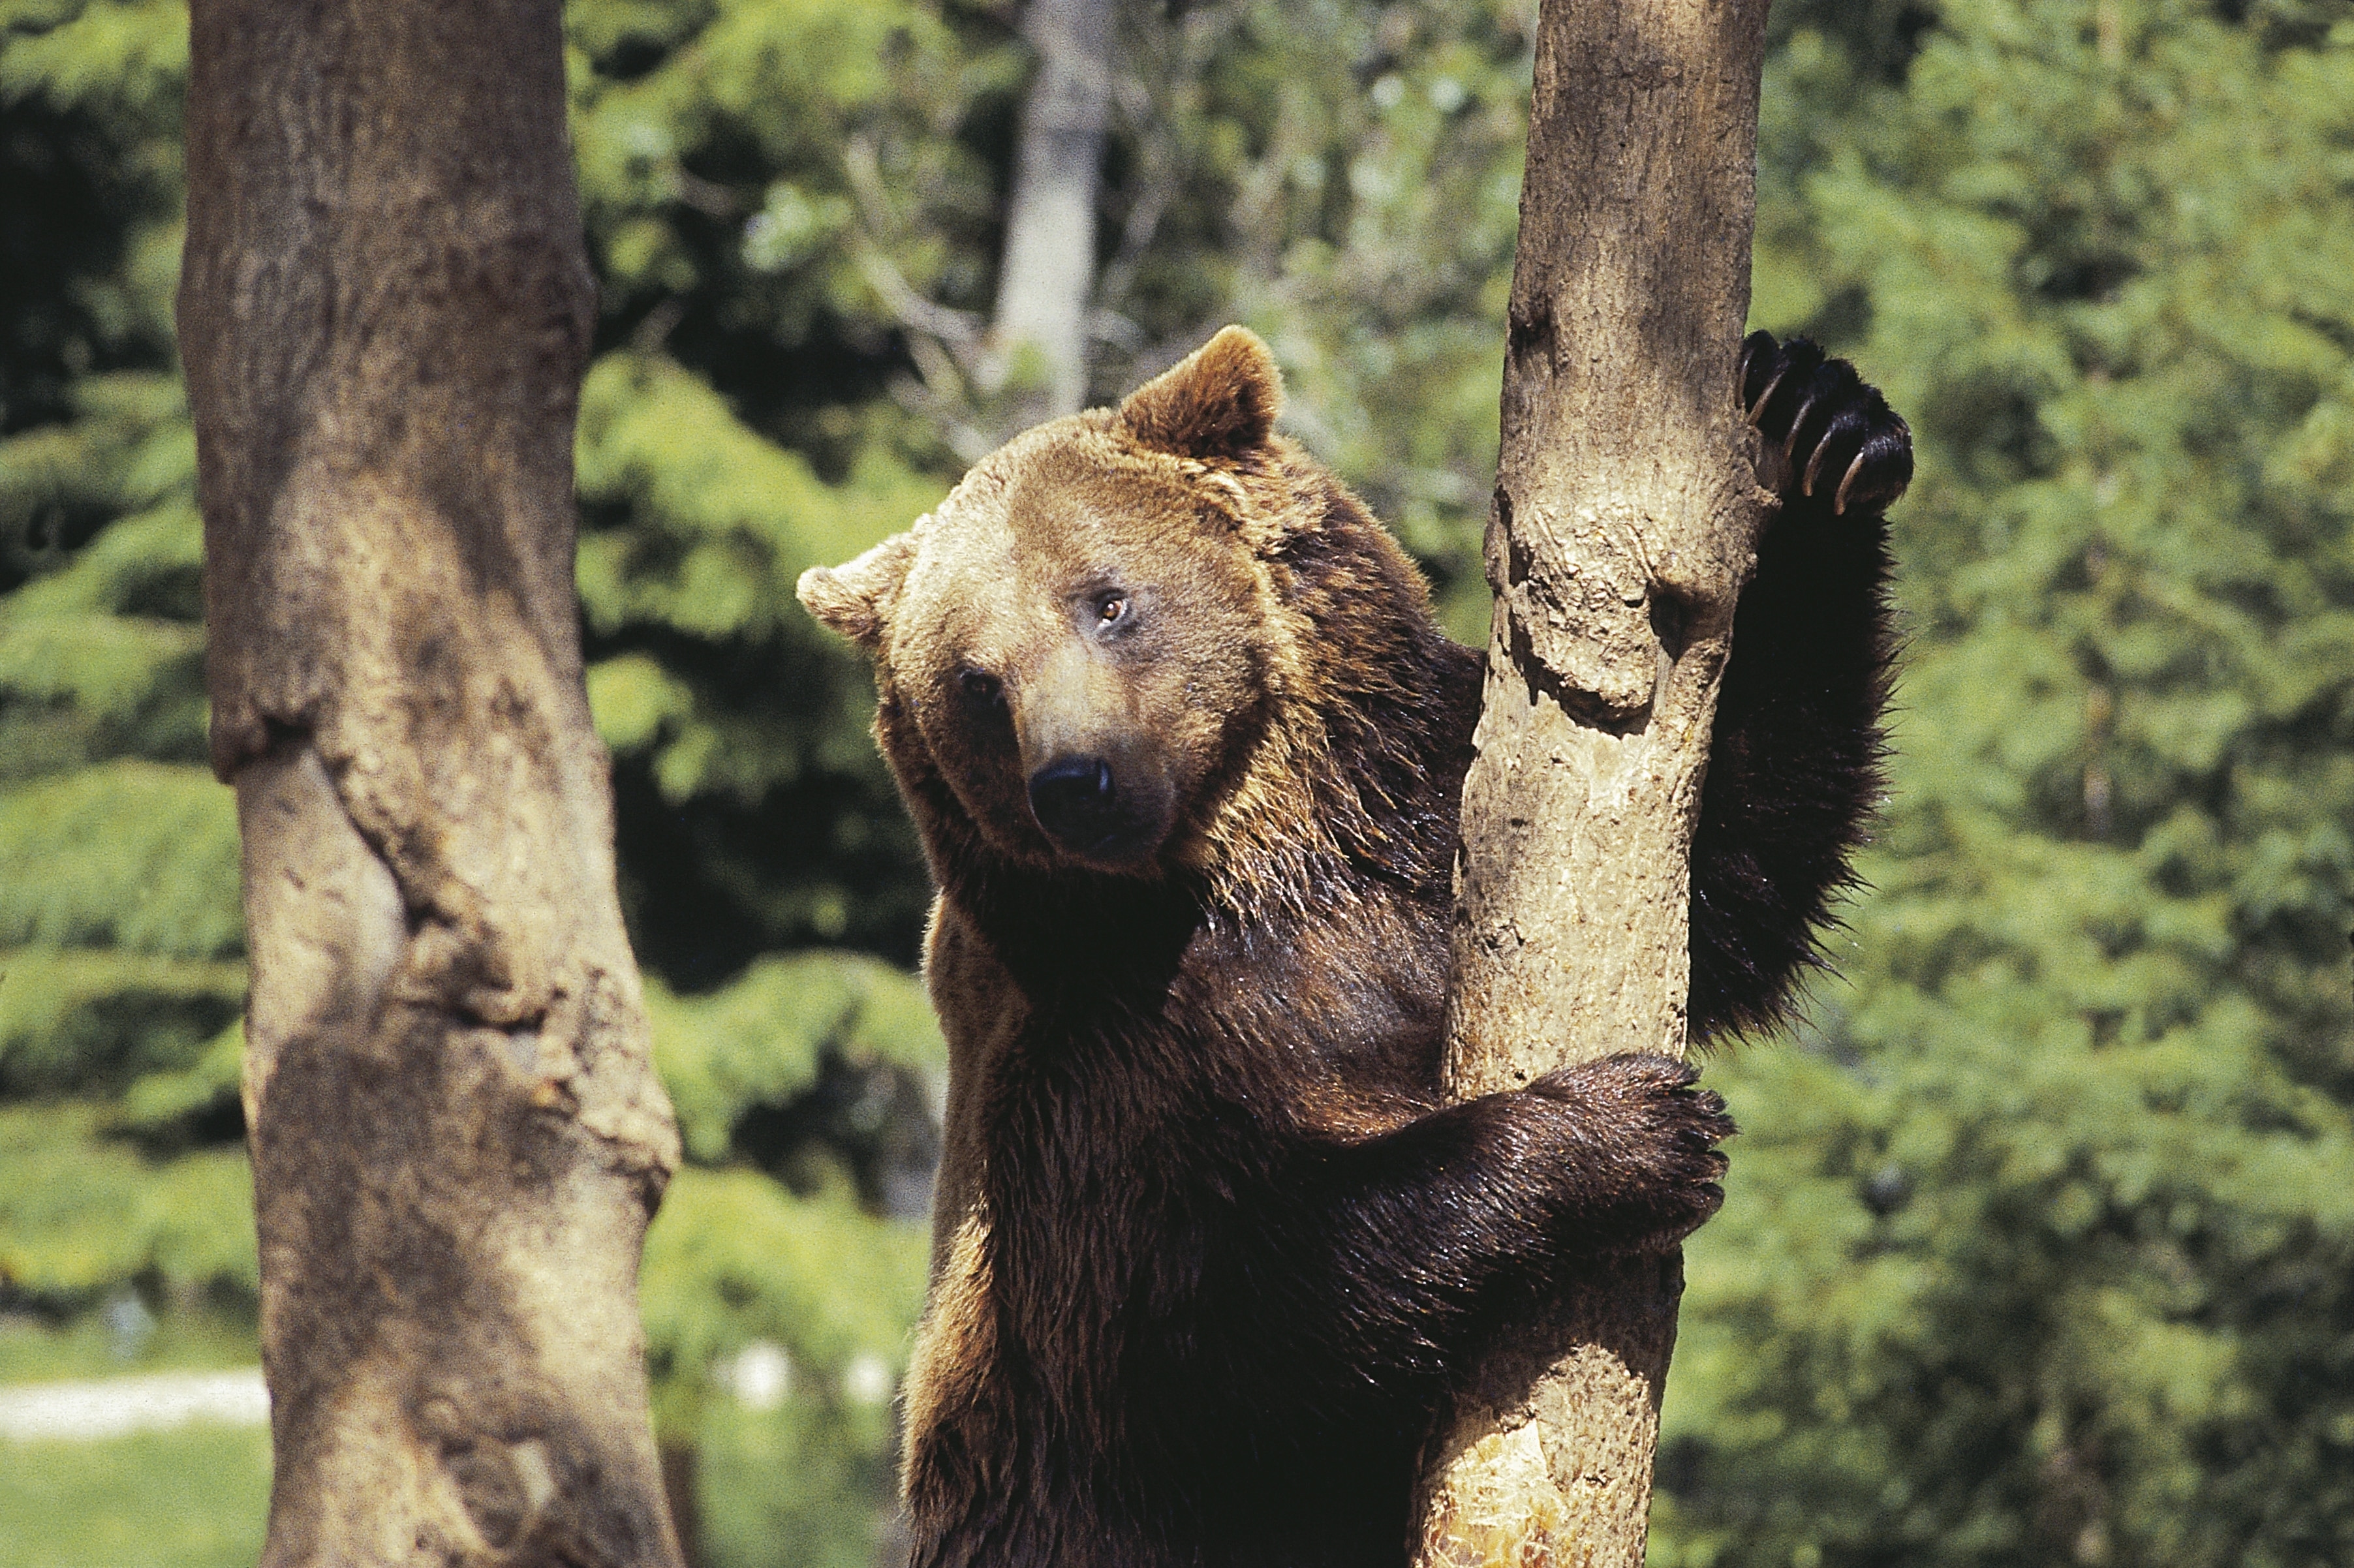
[798,327,1906,1567]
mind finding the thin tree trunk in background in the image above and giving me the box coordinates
[179,2,685,1563]
[991,0,1114,422]
[1414,1,1773,1563]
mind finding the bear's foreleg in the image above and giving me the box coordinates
[1212,1052,1734,1421]
[1687,332,1912,1039]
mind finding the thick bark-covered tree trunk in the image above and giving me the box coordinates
[179,2,685,1563]
[1414,2,1773,1563]
[991,0,1114,422]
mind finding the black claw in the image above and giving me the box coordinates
[1741,334,1911,519]
[1738,329,1781,412]
[1782,388,1827,465]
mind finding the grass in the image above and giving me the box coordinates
[0,1380,894,1568]
[0,1425,271,1568]
[0,1310,273,1568]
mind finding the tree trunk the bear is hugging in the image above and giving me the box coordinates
[1416,1,1774,1563]
[179,1,685,1563]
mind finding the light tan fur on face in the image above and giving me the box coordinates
[796,328,1439,930]
[831,442,1271,876]
[797,530,920,651]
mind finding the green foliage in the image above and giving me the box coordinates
[642,1169,928,1413]
[695,1395,903,1568]
[653,953,942,1167]
[0,761,237,957]
[0,1,243,1351]
[0,1103,254,1300]
[1153,0,1537,636]
[0,1302,250,1383]
[642,951,941,1419]
[571,349,940,966]
[1658,5,2354,1565]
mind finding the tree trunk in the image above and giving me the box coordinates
[990,0,1114,422]
[1414,2,1772,1563]
[179,2,685,1564]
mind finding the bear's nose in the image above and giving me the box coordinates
[1027,756,1126,852]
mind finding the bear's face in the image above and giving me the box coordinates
[800,328,1295,879]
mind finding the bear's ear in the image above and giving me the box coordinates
[1117,326,1282,459]
[798,530,918,652]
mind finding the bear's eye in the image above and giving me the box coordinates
[1094,592,1130,627]
[959,669,1004,708]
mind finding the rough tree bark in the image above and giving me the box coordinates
[179,2,685,1564]
[1414,1,1773,1563]
[989,0,1115,423]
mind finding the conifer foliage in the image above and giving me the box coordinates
[1660,4,2354,1564]
[1,0,256,1325]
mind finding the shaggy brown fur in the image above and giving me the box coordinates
[798,326,1906,1568]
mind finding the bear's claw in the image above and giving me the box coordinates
[1526,1052,1738,1250]
[1739,330,1914,517]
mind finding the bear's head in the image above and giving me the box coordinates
[799,327,1328,884]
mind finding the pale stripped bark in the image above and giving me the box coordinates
[1414,1,1774,1563]
[989,0,1115,423]
[179,1,685,1563]
[846,0,1115,456]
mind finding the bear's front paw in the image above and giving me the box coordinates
[1532,1053,1736,1252]
[1739,330,1913,517]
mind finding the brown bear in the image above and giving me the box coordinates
[799,326,1908,1568]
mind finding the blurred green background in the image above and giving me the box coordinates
[3,0,2351,1564]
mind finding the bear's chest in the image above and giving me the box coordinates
[981,1019,1260,1327]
